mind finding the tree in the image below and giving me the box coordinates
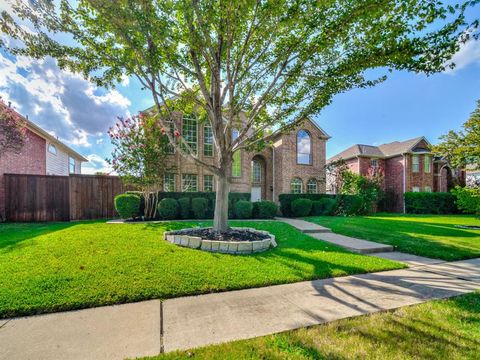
[107,113,173,219]
[0,98,26,159]
[2,0,478,232]
[433,99,480,171]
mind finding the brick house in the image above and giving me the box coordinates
[158,113,330,202]
[0,103,87,219]
[327,137,458,212]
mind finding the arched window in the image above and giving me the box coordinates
[290,178,303,194]
[231,129,241,177]
[48,143,57,155]
[251,160,262,184]
[297,130,311,165]
[307,179,318,194]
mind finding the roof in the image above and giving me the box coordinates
[1,102,88,162]
[270,117,331,140]
[328,136,431,163]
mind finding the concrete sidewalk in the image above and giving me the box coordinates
[1,258,479,360]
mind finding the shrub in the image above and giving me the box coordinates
[279,193,336,217]
[157,198,179,219]
[114,193,141,219]
[234,200,253,219]
[191,197,209,219]
[404,192,458,214]
[252,201,278,219]
[178,197,191,219]
[312,198,337,216]
[452,186,480,215]
[291,198,313,217]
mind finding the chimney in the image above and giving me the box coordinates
[8,101,11,108]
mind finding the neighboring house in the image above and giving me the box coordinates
[466,164,480,187]
[157,112,330,202]
[0,103,87,219]
[327,137,459,212]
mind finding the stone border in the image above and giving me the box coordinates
[164,227,277,254]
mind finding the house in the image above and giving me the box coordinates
[157,112,330,202]
[327,137,458,212]
[0,102,87,219]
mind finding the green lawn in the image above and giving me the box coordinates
[0,220,401,318]
[306,214,480,261]
[150,292,480,360]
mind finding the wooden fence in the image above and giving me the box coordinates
[4,174,129,222]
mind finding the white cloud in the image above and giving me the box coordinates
[446,39,480,73]
[0,53,131,147]
[81,154,114,175]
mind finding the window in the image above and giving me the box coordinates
[69,157,76,174]
[412,186,420,192]
[164,173,176,192]
[251,160,262,184]
[48,143,57,155]
[291,178,303,194]
[204,174,214,192]
[297,130,312,165]
[424,186,432,192]
[412,155,420,173]
[371,159,378,168]
[203,123,213,157]
[307,179,318,194]
[424,156,431,173]
[182,174,198,192]
[182,116,198,155]
[231,129,241,177]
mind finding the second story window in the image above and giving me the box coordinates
[297,130,312,165]
[69,157,76,174]
[371,159,378,168]
[424,156,431,173]
[182,116,197,155]
[412,155,420,173]
[203,123,213,157]
[48,143,57,155]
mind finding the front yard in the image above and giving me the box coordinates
[150,291,480,360]
[0,220,401,318]
[307,214,480,261]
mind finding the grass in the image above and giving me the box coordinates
[0,220,402,318]
[148,292,480,360]
[306,214,480,261]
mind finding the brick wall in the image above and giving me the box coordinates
[384,155,405,212]
[0,129,46,219]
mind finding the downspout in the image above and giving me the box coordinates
[272,146,276,202]
[402,153,406,213]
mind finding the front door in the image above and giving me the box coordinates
[251,187,262,202]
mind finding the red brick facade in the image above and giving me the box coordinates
[0,129,46,219]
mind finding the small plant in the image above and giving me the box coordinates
[157,198,179,220]
[234,200,253,219]
[178,197,191,219]
[253,201,278,219]
[312,198,337,216]
[291,198,313,217]
[192,197,209,219]
[114,193,141,219]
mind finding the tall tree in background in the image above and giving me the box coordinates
[433,99,480,171]
[1,0,478,231]
[0,99,26,159]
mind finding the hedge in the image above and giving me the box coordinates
[312,198,337,216]
[234,200,253,219]
[192,197,208,219]
[114,193,141,220]
[404,192,458,214]
[279,193,335,217]
[157,198,179,220]
[178,197,192,219]
[291,198,313,217]
[252,201,278,219]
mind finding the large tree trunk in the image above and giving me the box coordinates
[213,170,230,233]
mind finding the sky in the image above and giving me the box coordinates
[0,4,479,174]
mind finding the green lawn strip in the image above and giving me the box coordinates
[0,220,402,318]
[148,292,480,360]
[306,214,480,261]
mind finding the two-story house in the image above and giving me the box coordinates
[158,112,330,202]
[327,137,458,212]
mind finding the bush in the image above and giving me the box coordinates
[451,186,480,215]
[404,192,458,214]
[291,198,313,217]
[178,197,191,219]
[312,198,337,216]
[157,198,179,220]
[114,193,141,219]
[191,197,209,219]
[279,193,336,217]
[234,200,253,219]
[252,201,278,219]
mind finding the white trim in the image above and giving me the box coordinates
[403,153,406,213]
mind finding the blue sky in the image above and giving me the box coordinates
[0,3,479,173]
